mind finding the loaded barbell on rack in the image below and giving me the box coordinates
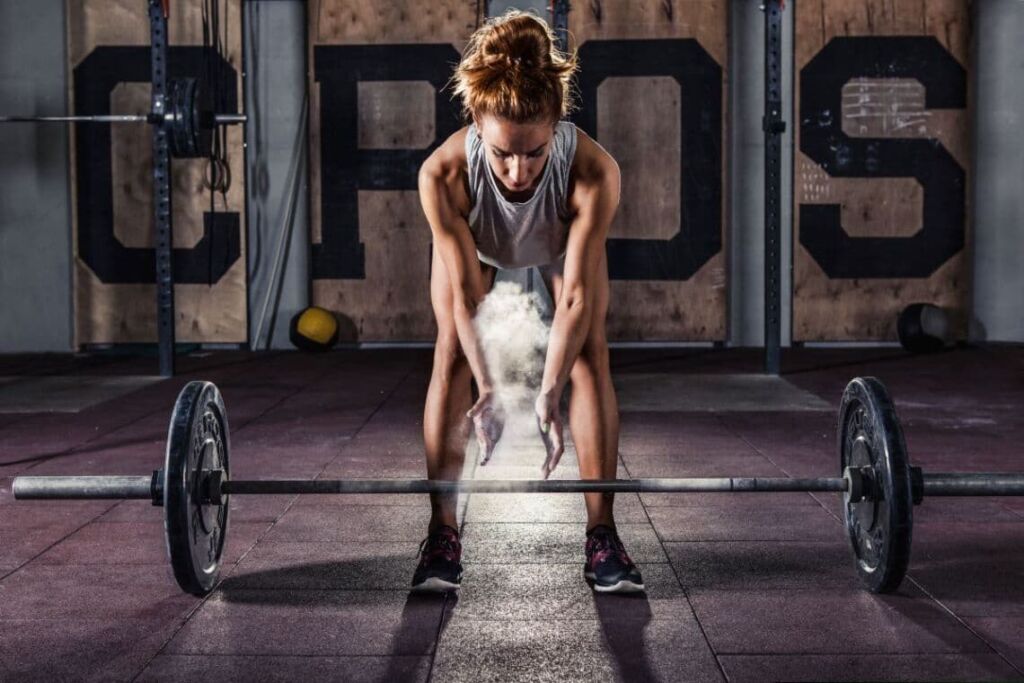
[12,377,1024,596]
[0,77,245,159]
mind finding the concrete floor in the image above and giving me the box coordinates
[0,346,1022,681]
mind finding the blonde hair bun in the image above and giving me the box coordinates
[451,9,578,124]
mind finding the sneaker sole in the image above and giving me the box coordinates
[411,576,461,593]
[584,571,645,593]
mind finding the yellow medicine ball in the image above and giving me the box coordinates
[289,306,339,351]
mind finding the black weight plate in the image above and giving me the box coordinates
[165,380,230,595]
[167,77,212,159]
[191,76,214,158]
[167,78,193,158]
[839,377,912,593]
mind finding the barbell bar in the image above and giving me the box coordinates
[15,472,1024,500]
[0,113,246,125]
[10,377,1024,596]
[0,77,244,159]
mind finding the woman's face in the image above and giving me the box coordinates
[475,113,555,194]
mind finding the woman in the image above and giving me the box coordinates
[415,10,643,594]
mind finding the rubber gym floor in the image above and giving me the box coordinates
[0,346,1022,681]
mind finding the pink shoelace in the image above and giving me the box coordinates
[586,531,633,568]
[418,528,461,565]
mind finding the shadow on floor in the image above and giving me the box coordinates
[594,590,655,681]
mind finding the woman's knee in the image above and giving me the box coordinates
[433,331,469,376]
[580,331,611,370]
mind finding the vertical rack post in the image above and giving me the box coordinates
[550,0,571,53]
[762,0,785,375]
[149,0,176,377]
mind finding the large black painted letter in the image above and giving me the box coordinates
[799,37,966,278]
[74,46,241,285]
[312,44,462,279]
[572,39,723,281]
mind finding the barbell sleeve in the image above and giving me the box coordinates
[922,472,1024,496]
[13,475,155,500]
[0,113,246,124]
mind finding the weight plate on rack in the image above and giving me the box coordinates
[839,377,913,593]
[167,77,212,159]
[165,380,230,595]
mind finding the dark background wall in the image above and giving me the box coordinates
[0,2,72,352]
[0,0,1021,351]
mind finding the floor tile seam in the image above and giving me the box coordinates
[624,457,729,683]
[201,366,412,579]
[127,582,230,682]
[659,539,840,544]
[5,355,286,473]
[713,648,1003,656]
[1001,505,1024,521]
[460,520,656,526]
[654,536,843,542]
[149,652,429,659]
[132,366,422,681]
[777,435,1024,682]
[460,560,671,566]
[0,500,120,582]
[9,408,179,473]
[193,351,395,435]
[637,503,820,508]
[712,412,834,484]
[305,365,419,480]
[0,355,140,382]
[126,521,287,678]
[901,574,1024,677]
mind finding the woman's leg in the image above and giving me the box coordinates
[423,246,496,531]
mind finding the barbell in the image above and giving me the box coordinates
[0,77,245,159]
[11,377,1024,596]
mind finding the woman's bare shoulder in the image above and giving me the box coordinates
[420,126,473,216]
[421,126,470,181]
[570,126,618,183]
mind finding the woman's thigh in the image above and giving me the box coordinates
[430,245,497,342]
[537,251,610,353]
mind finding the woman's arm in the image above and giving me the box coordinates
[417,154,495,396]
[539,143,621,401]
[534,140,619,478]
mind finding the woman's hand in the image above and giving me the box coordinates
[534,390,565,479]
[467,391,505,465]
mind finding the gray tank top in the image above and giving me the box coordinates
[465,120,578,269]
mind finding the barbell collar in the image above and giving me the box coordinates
[922,473,1024,496]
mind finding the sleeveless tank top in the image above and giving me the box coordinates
[465,120,578,269]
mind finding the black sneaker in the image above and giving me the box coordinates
[584,525,645,593]
[411,525,463,592]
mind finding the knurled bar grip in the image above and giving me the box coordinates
[225,478,850,495]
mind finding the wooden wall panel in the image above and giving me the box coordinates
[309,0,727,342]
[569,0,728,340]
[69,0,246,345]
[308,0,477,340]
[793,0,970,341]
